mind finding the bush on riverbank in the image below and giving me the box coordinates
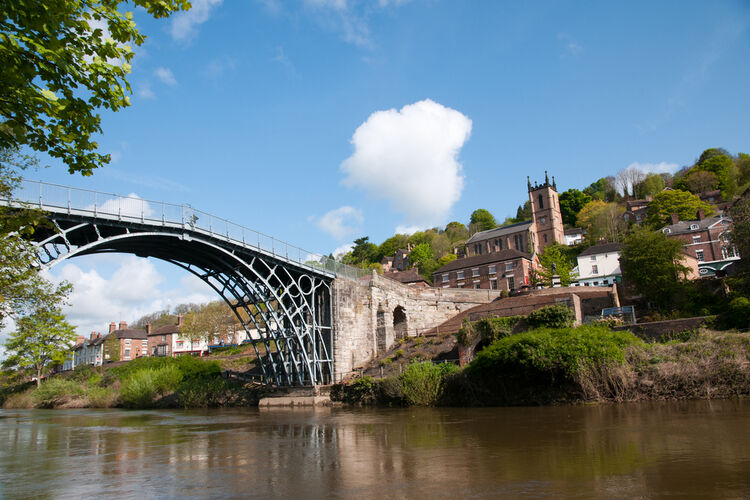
[2,355,260,409]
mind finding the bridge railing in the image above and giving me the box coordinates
[11,180,371,281]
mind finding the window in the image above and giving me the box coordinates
[125,339,130,345]
[142,339,147,347]
[590,255,596,261]
[692,236,701,244]
[543,234,548,243]
[157,345,167,356]
[663,228,671,234]
[176,341,184,348]
[124,348,131,359]
[490,279,498,290]
[457,270,464,279]
[538,194,544,209]
[603,279,609,285]
[161,335,166,342]
[443,273,449,281]
[722,246,738,259]
[472,268,479,277]
[508,277,515,290]
[592,265,599,275]
[690,224,699,230]
[488,265,496,274]
[473,283,481,289]
[474,243,482,256]
[505,262,515,272]
[696,249,705,262]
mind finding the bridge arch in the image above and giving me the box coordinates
[4,181,367,386]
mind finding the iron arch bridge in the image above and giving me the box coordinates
[4,180,367,386]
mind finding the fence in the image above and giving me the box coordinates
[9,179,370,280]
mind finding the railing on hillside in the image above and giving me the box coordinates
[9,179,370,281]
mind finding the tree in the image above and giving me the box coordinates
[558,189,591,227]
[576,201,627,243]
[181,301,237,345]
[1,149,71,329]
[436,253,457,268]
[729,188,750,274]
[685,170,718,194]
[619,227,691,310]
[700,154,737,198]
[535,243,574,286]
[343,236,378,266]
[635,173,665,198]
[697,147,731,165]
[377,234,409,261]
[443,221,469,243]
[408,243,434,272]
[583,177,617,202]
[615,166,646,197]
[1,0,190,175]
[2,307,76,386]
[736,153,750,187]
[469,209,496,232]
[645,190,714,227]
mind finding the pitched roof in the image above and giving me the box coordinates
[434,249,532,274]
[111,328,147,340]
[150,324,181,336]
[578,242,622,257]
[564,227,583,235]
[384,268,428,284]
[466,220,532,244]
[661,215,731,235]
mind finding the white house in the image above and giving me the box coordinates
[564,227,584,246]
[72,332,105,367]
[574,242,622,287]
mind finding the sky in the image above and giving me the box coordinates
[10,0,750,339]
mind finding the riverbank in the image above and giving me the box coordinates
[1,355,266,410]
[332,326,750,407]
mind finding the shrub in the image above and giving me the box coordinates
[70,364,97,383]
[457,316,521,346]
[86,386,117,408]
[176,377,240,408]
[119,365,183,408]
[33,378,84,407]
[725,297,750,329]
[395,349,404,359]
[526,304,575,329]
[399,361,458,406]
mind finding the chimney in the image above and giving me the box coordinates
[77,335,85,345]
[90,332,97,340]
[109,322,116,333]
[119,321,127,331]
[146,322,151,335]
[178,313,184,327]
[670,213,679,225]
[697,209,705,221]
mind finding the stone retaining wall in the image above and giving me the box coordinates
[612,316,710,341]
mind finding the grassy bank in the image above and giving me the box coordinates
[333,325,750,407]
[1,356,263,409]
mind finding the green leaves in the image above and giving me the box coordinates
[0,0,190,174]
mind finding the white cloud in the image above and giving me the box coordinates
[155,67,177,86]
[46,258,216,337]
[332,243,354,259]
[137,83,156,99]
[313,206,363,239]
[626,161,680,174]
[394,224,425,235]
[205,55,236,78]
[341,99,471,228]
[87,193,153,218]
[170,0,223,42]
[558,33,583,58]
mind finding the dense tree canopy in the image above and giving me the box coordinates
[583,177,617,202]
[645,190,714,227]
[576,201,627,243]
[558,189,591,227]
[619,227,691,310]
[635,173,665,199]
[729,189,750,274]
[469,209,496,232]
[1,0,190,174]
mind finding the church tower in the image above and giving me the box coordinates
[528,172,565,254]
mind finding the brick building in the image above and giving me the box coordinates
[433,249,535,291]
[464,172,565,257]
[104,321,148,362]
[660,211,740,277]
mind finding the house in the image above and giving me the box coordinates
[147,314,210,356]
[465,172,565,257]
[103,321,148,362]
[660,211,740,277]
[384,268,431,288]
[72,332,105,367]
[623,198,650,225]
[564,227,584,246]
[574,242,622,287]
[433,249,535,291]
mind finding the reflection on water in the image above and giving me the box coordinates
[1,401,750,498]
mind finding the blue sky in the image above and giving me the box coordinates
[14,0,750,337]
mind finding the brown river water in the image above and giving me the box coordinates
[1,400,749,499]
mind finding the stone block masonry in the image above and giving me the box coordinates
[332,271,501,381]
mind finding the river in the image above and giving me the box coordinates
[1,400,749,498]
